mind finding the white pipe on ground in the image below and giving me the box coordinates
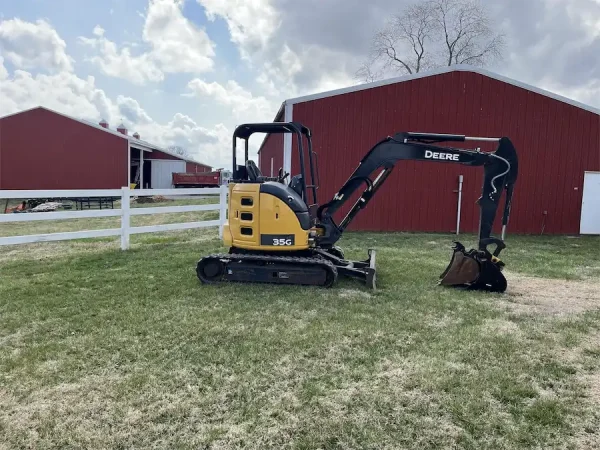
[456,175,463,235]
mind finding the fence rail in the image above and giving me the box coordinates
[0,186,228,249]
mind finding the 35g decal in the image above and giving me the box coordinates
[261,234,295,246]
[272,238,293,246]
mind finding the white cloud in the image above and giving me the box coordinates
[124,111,231,167]
[185,78,276,121]
[116,95,154,125]
[101,95,231,166]
[78,34,164,84]
[0,67,229,167]
[139,113,231,164]
[0,18,74,72]
[198,0,280,60]
[196,0,357,99]
[538,78,600,110]
[92,25,105,37]
[0,16,228,166]
[79,0,215,84]
[0,56,7,80]
[0,70,114,121]
[143,0,215,74]
[254,44,356,100]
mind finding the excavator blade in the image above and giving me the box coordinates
[439,242,507,293]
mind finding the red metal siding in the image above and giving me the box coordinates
[290,71,600,235]
[258,110,284,176]
[148,150,181,161]
[258,133,284,177]
[0,108,128,189]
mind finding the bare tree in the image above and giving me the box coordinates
[168,145,190,158]
[432,0,505,67]
[357,1,436,80]
[356,0,505,82]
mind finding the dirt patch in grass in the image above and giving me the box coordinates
[568,331,600,449]
[0,373,126,448]
[501,272,600,316]
[575,371,600,449]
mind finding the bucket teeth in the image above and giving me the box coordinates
[439,242,508,293]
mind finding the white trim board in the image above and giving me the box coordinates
[284,65,600,115]
[282,102,294,175]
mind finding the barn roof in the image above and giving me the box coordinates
[284,65,600,115]
[0,106,212,167]
[258,65,599,156]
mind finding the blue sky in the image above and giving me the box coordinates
[1,0,599,168]
[0,0,290,167]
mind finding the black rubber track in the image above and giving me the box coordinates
[196,253,339,288]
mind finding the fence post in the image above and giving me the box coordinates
[121,186,130,250]
[219,184,228,239]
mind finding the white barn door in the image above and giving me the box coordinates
[580,171,600,234]
[150,160,186,189]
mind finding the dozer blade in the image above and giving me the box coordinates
[439,242,507,293]
[315,248,377,290]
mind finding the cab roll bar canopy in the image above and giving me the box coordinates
[232,122,312,169]
[231,122,318,206]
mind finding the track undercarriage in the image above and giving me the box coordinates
[196,247,377,289]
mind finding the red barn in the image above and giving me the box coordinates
[259,65,600,235]
[0,106,212,190]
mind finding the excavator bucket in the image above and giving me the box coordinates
[439,242,507,293]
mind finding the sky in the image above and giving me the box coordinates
[1,0,599,169]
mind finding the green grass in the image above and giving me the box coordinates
[0,223,599,449]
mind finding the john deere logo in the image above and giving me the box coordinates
[425,150,460,161]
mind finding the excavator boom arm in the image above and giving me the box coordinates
[316,132,519,255]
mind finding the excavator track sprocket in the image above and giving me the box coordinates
[196,253,338,288]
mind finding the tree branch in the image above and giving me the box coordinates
[355,0,505,82]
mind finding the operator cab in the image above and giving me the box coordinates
[238,159,310,228]
[231,122,320,214]
[242,159,305,198]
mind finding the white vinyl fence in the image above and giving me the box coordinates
[0,186,228,249]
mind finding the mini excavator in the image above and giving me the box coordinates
[196,122,518,292]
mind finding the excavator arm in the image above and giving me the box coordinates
[315,131,519,292]
[317,132,518,248]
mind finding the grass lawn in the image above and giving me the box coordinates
[1,210,599,449]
